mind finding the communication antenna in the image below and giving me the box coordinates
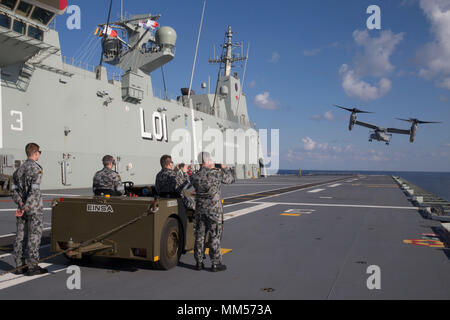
[121,0,123,21]
[99,0,114,67]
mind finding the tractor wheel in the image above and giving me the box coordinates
[158,217,182,270]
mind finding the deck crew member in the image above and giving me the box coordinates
[191,152,235,272]
[93,155,124,196]
[0,174,9,191]
[155,155,195,210]
[11,143,48,276]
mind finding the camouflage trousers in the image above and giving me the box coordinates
[194,214,223,265]
[14,214,44,268]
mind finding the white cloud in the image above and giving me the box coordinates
[352,30,404,77]
[339,29,403,101]
[285,140,391,164]
[417,0,450,89]
[310,110,335,121]
[302,137,316,151]
[269,52,280,63]
[340,65,392,101]
[248,80,257,88]
[253,92,279,110]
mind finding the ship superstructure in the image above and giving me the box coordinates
[0,0,265,189]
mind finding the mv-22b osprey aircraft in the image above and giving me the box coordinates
[335,105,441,145]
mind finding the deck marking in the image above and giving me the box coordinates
[403,239,445,248]
[320,197,333,199]
[284,209,315,215]
[42,194,82,197]
[281,213,301,217]
[249,201,418,210]
[0,208,51,213]
[0,228,51,239]
[224,203,276,221]
[0,263,67,291]
[224,178,349,208]
[328,184,342,188]
[0,244,50,260]
[308,189,325,193]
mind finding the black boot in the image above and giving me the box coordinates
[14,266,28,275]
[26,266,49,277]
[211,263,227,272]
[195,262,205,271]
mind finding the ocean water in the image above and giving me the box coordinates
[277,170,450,202]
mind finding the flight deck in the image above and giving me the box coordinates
[0,174,449,299]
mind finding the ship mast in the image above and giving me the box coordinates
[209,26,247,77]
[224,26,233,76]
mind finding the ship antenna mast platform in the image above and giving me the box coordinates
[209,26,248,77]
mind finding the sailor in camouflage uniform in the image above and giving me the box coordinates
[11,143,48,276]
[93,155,124,196]
[155,155,195,210]
[191,152,235,272]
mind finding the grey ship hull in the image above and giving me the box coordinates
[0,31,261,190]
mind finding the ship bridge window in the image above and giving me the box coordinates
[0,12,11,28]
[12,19,25,34]
[28,24,43,40]
[31,7,54,25]
[16,1,32,17]
[0,0,16,10]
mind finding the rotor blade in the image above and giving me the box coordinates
[100,0,114,67]
[333,105,374,114]
[396,118,412,122]
[356,110,374,114]
[333,105,354,112]
[417,121,442,124]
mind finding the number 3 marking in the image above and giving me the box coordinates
[10,110,23,131]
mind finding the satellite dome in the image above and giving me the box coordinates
[156,26,177,48]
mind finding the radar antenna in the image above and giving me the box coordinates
[209,26,248,76]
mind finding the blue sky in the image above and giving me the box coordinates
[56,0,450,172]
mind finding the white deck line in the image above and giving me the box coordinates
[42,194,82,197]
[328,184,342,188]
[0,263,67,291]
[224,203,276,221]
[223,178,348,208]
[0,228,51,239]
[0,245,50,260]
[0,208,51,213]
[308,189,325,193]
[249,201,419,210]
